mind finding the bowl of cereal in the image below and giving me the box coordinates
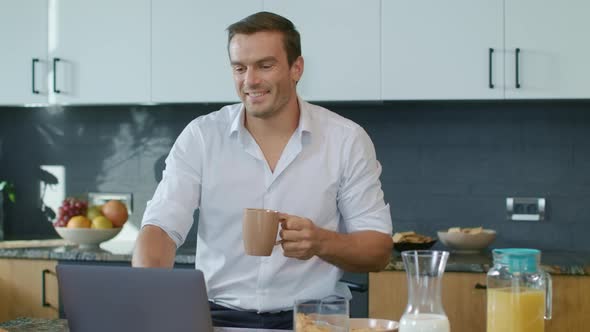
[350,318,399,331]
[294,297,348,331]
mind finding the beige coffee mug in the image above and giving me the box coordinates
[242,208,280,256]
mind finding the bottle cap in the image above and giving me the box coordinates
[492,248,540,273]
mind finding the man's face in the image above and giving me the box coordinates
[229,31,303,119]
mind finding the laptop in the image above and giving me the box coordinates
[57,264,213,332]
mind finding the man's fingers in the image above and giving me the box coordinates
[280,244,306,258]
[280,239,299,251]
[277,214,318,261]
[281,248,312,260]
[281,238,313,251]
[277,212,291,220]
[280,217,305,231]
[280,229,306,241]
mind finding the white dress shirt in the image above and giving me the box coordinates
[141,98,392,312]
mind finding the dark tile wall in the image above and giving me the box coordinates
[1,101,590,252]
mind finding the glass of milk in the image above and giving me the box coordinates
[399,250,450,332]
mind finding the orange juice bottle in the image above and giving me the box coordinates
[487,249,552,332]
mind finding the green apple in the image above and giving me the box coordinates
[91,216,113,229]
[87,205,103,220]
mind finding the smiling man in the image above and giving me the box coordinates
[230,31,300,120]
[132,12,393,330]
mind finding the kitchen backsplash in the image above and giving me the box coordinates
[1,101,589,251]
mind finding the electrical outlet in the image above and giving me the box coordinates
[88,192,133,215]
[506,197,545,221]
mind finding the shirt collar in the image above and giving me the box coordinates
[297,96,312,136]
[228,103,245,137]
[228,95,313,137]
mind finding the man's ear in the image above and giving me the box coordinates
[291,56,304,83]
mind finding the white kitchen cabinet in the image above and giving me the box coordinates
[264,0,381,101]
[0,0,49,105]
[49,0,150,104]
[152,0,263,103]
[505,0,590,99]
[382,0,590,101]
[381,0,504,100]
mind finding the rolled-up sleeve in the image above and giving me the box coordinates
[141,121,203,247]
[337,126,392,235]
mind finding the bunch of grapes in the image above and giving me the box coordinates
[54,197,88,227]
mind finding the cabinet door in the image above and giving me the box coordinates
[0,0,48,105]
[505,0,590,99]
[381,0,503,100]
[0,259,59,321]
[546,275,590,331]
[369,271,487,332]
[264,0,380,101]
[152,0,263,103]
[49,0,150,104]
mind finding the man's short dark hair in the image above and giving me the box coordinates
[227,11,301,66]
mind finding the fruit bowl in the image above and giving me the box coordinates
[54,227,122,249]
[437,229,496,253]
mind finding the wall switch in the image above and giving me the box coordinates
[88,192,133,215]
[506,197,545,221]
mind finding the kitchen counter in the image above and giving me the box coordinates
[0,240,588,275]
[0,317,286,332]
[384,250,590,275]
[0,239,196,265]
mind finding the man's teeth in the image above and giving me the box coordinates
[248,92,266,97]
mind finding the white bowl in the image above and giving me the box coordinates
[54,227,122,248]
[437,229,497,253]
[350,318,399,331]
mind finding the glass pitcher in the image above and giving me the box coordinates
[399,250,450,332]
[487,248,552,332]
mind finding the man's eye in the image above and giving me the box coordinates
[261,64,273,70]
[233,67,245,74]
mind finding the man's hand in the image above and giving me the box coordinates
[278,213,325,260]
[277,213,392,272]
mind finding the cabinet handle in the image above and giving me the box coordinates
[53,58,61,93]
[488,48,494,89]
[474,282,487,290]
[32,58,40,94]
[515,48,521,89]
[41,269,56,308]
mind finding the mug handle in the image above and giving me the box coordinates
[275,213,287,245]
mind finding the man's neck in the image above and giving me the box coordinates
[244,98,301,172]
[245,99,300,141]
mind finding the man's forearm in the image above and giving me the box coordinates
[317,230,393,273]
[132,225,177,268]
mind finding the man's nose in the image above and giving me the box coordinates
[244,68,261,86]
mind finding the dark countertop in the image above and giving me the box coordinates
[0,240,588,275]
[0,240,196,265]
[384,250,590,275]
[0,318,285,332]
